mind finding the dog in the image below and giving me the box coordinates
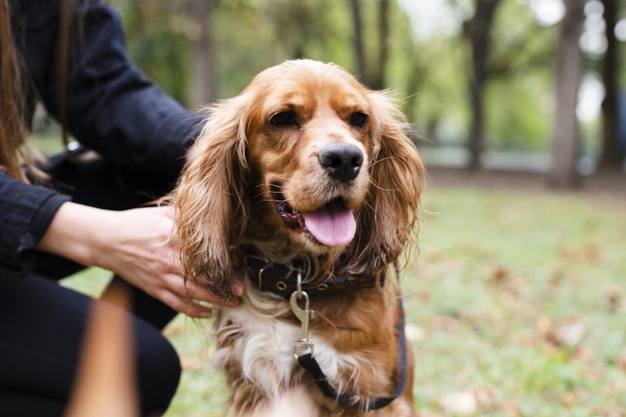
[171,59,425,416]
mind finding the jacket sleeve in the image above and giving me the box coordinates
[2,0,203,276]
[30,0,205,180]
[0,172,71,278]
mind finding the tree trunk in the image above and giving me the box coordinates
[348,0,368,86]
[373,0,390,90]
[190,0,215,107]
[548,0,585,189]
[405,58,425,124]
[598,0,624,171]
[465,0,502,170]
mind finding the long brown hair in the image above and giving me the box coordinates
[0,0,29,180]
[0,0,72,182]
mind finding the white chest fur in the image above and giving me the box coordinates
[211,293,366,400]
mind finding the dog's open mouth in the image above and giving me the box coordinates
[273,186,356,247]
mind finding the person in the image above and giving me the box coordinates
[0,1,244,416]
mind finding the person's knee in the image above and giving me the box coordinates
[134,320,181,415]
[0,391,65,417]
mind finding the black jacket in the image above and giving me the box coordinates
[1,0,204,277]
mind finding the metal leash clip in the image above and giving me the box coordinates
[290,272,315,358]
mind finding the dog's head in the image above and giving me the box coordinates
[173,60,425,300]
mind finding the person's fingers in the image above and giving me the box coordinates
[153,207,247,305]
[153,288,214,318]
[231,279,245,298]
[162,273,241,308]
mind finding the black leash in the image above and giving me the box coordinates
[296,297,408,411]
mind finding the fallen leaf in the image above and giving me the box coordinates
[440,391,477,415]
[536,316,553,335]
[180,356,208,371]
[617,347,626,371]
[554,321,587,349]
[430,315,461,333]
[491,266,510,283]
[474,387,496,409]
[561,245,600,264]
[573,346,595,363]
[605,284,622,313]
[405,323,424,342]
[543,319,587,350]
[500,399,521,417]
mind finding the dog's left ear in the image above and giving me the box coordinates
[347,91,425,275]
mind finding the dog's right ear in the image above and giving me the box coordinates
[172,95,250,301]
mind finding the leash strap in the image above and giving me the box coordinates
[296,297,408,411]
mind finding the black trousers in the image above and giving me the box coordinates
[0,154,182,416]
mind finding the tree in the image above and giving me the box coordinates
[190,0,215,106]
[548,0,586,189]
[121,1,192,105]
[598,0,625,171]
[347,0,395,89]
[373,0,390,90]
[463,0,503,170]
[348,0,368,84]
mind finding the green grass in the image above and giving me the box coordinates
[30,133,65,156]
[405,188,626,416]
[62,186,626,416]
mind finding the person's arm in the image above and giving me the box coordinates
[62,2,205,178]
[0,173,242,315]
[0,172,70,277]
[36,202,244,315]
[23,1,205,180]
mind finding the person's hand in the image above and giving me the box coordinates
[37,203,245,318]
[95,206,245,316]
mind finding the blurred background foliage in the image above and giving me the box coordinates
[103,0,626,188]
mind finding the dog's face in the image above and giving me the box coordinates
[244,61,377,253]
[174,60,424,300]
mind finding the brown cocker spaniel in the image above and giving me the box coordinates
[171,59,425,417]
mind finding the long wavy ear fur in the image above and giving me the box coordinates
[172,96,250,301]
[340,91,425,279]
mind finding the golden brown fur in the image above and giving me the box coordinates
[171,60,425,416]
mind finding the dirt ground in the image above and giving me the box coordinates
[425,166,626,204]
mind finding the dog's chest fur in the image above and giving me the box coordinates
[209,283,411,416]
[212,290,360,399]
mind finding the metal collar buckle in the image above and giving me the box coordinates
[290,273,315,358]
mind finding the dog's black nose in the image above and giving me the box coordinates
[318,144,364,182]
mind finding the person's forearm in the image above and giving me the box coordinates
[36,203,242,313]
[36,202,112,268]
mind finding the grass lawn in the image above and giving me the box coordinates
[62,184,626,416]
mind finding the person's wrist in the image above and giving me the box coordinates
[82,208,120,270]
[44,202,118,269]
[37,202,92,266]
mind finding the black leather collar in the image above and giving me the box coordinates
[242,246,379,298]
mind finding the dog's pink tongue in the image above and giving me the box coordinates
[302,200,356,246]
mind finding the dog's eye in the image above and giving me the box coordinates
[270,111,298,128]
[349,112,368,128]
